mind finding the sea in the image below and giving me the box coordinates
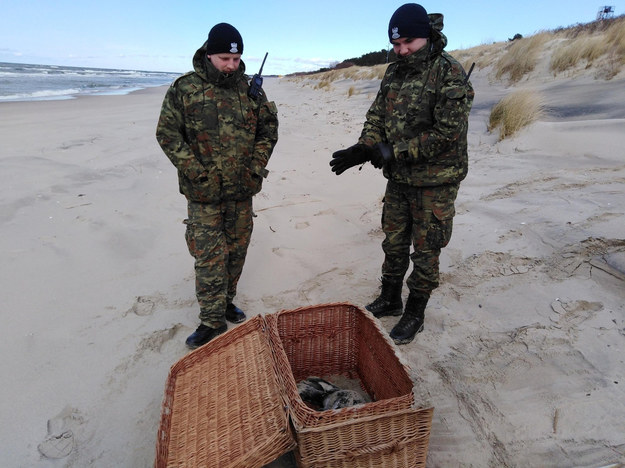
[0,62,180,102]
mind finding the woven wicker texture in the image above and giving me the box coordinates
[267,303,416,427]
[294,407,433,468]
[155,315,296,468]
[267,303,433,467]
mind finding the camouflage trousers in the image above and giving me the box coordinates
[380,181,458,295]
[184,199,253,327]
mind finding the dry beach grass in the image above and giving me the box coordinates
[488,89,546,140]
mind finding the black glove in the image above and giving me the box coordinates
[369,143,394,169]
[330,144,369,175]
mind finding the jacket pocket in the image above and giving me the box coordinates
[178,166,221,203]
[238,165,265,198]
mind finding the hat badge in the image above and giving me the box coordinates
[391,27,400,40]
[230,42,239,53]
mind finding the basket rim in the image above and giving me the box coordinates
[295,406,434,434]
[268,302,419,429]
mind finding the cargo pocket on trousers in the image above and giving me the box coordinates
[183,220,199,259]
[426,204,454,250]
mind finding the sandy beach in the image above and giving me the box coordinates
[1,51,625,466]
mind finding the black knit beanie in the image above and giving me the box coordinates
[206,23,244,55]
[388,3,431,41]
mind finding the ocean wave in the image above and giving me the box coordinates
[0,62,177,102]
[0,88,83,101]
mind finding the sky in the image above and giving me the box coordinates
[0,1,619,76]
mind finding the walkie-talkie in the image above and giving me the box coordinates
[248,52,268,100]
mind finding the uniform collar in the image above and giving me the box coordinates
[396,40,432,70]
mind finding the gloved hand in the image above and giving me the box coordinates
[369,143,394,169]
[330,144,369,175]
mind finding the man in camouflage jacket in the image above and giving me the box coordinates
[156,23,279,349]
[330,4,474,345]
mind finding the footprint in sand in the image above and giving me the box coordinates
[128,296,155,316]
[549,299,603,329]
[314,208,337,216]
[137,324,184,353]
[38,431,74,459]
[38,407,84,459]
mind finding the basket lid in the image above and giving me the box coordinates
[156,315,296,467]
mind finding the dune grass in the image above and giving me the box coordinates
[313,80,332,91]
[316,64,388,82]
[494,32,552,83]
[550,36,606,73]
[607,16,625,58]
[550,15,625,78]
[453,42,506,73]
[289,64,389,95]
[601,16,625,78]
[488,89,545,140]
[290,64,388,86]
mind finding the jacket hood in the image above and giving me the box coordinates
[428,13,447,56]
[192,40,246,85]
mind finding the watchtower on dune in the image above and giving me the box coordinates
[597,5,615,20]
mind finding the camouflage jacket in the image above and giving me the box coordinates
[156,42,279,203]
[359,14,474,187]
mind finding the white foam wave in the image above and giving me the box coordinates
[0,88,81,101]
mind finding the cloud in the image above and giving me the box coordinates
[0,47,23,57]
[263,55,340,74]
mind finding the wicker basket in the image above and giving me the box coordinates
[155,303,433,468]
[155,315,296,468]
[266,303,433,468]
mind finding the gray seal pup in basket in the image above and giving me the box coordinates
[297,377,340,409]
[322,389,367,410]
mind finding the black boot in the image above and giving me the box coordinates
[185,323,227,349]
[365,280,403,318]
[389,293,429,345]
[225,303,246,324]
